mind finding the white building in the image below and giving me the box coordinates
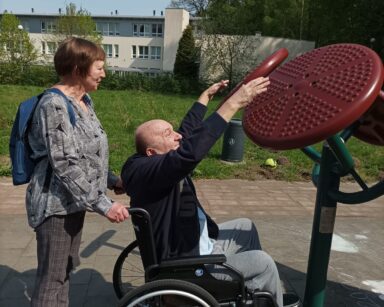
[4,8,315,77]
[7,8,191,74]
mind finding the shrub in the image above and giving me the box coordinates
[0,63,204,95]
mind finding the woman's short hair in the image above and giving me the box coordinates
[54,37,105,78]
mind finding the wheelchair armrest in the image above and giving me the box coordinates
[160,254,227,268]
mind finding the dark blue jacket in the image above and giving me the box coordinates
[121,102,228,261]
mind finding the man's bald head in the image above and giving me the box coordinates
[135,119,182,156]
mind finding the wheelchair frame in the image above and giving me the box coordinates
[117,207,278,307]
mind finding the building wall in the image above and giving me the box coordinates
[10,8,188,74]
[163,8,190,72]
[199,35,315,83]
[256,36,315,61]
[101,36,164,70]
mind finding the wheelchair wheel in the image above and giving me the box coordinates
[113,240,144,298]
[118,279,220,307]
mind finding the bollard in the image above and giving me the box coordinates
[221,119,245,162]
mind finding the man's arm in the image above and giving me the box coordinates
[178,81,229,138]
[122,112,228,196]
[123,78,269,194]
[107,170,125,194]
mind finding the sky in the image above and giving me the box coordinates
[0,0,173,16]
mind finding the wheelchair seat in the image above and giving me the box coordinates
[123,207,280,307]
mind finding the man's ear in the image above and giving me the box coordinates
[146,148,157,156]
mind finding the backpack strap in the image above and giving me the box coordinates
[41,88,77,193]
[45,88,76,127]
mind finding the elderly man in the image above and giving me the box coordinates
[121,77,284,306]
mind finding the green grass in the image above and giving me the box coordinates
[1,85,383,182]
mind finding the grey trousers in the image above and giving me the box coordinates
[31,211,85,307]
[210,218,283,307]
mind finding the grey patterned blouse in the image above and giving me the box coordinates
[26,90,113,228]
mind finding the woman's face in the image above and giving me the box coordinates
[83,60,106,92]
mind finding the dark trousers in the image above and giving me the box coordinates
[31,211,86,307]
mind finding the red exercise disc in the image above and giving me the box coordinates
[353,90,384,146]
[217,48,288,108]
[243,44,384,150]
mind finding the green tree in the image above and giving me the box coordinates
[0,13,37,83]
[174,25,200,82]
[263,0,306,39]
[55,3,101,43]
[306,0,384,59]
[200,34,261,89]
[205,0,265,35]
[170,0,210,16]
[199,0,264,88]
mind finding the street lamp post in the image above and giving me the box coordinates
[370,37,376,49]
[299,0,305,40]
[17,24,24,72]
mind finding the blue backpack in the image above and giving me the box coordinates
[9,88,76,185]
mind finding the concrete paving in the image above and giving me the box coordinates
[0,177,383,307]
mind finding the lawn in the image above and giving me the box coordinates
[0,85,383,182]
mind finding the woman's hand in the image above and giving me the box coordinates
[106,202,129,223]
[198,80,229,105]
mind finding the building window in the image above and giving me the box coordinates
[97,23,108,36]
[41,41,57,54]
[150,46,161,60]
[132,46,151,59]
[116,23,120,35]
[133,23,151,37]
[141,24,151,36]
[139,46,149,59]
[96,22,120,36]
[41,21,56,33]
[102,44,113,58]
[47,42,57,54]
[114,44,119,58]
[151,24,163,37]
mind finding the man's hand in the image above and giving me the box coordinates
[198,80,229,105]
[229,77,269,109]
[106,202,129,223]
[217,77,270,122]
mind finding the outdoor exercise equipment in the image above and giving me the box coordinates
[243,43,384,307]
[217,47,289,108]
[219,48,289,163]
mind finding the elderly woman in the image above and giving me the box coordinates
[27,37,129,306]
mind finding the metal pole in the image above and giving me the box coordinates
[300,0,305,40]
[303,143,340,307]
[17,24,24,73]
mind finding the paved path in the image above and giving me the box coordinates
[0,177,383,306]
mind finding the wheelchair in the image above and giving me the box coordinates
[115,208,300,307]
[112,47,297,307]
